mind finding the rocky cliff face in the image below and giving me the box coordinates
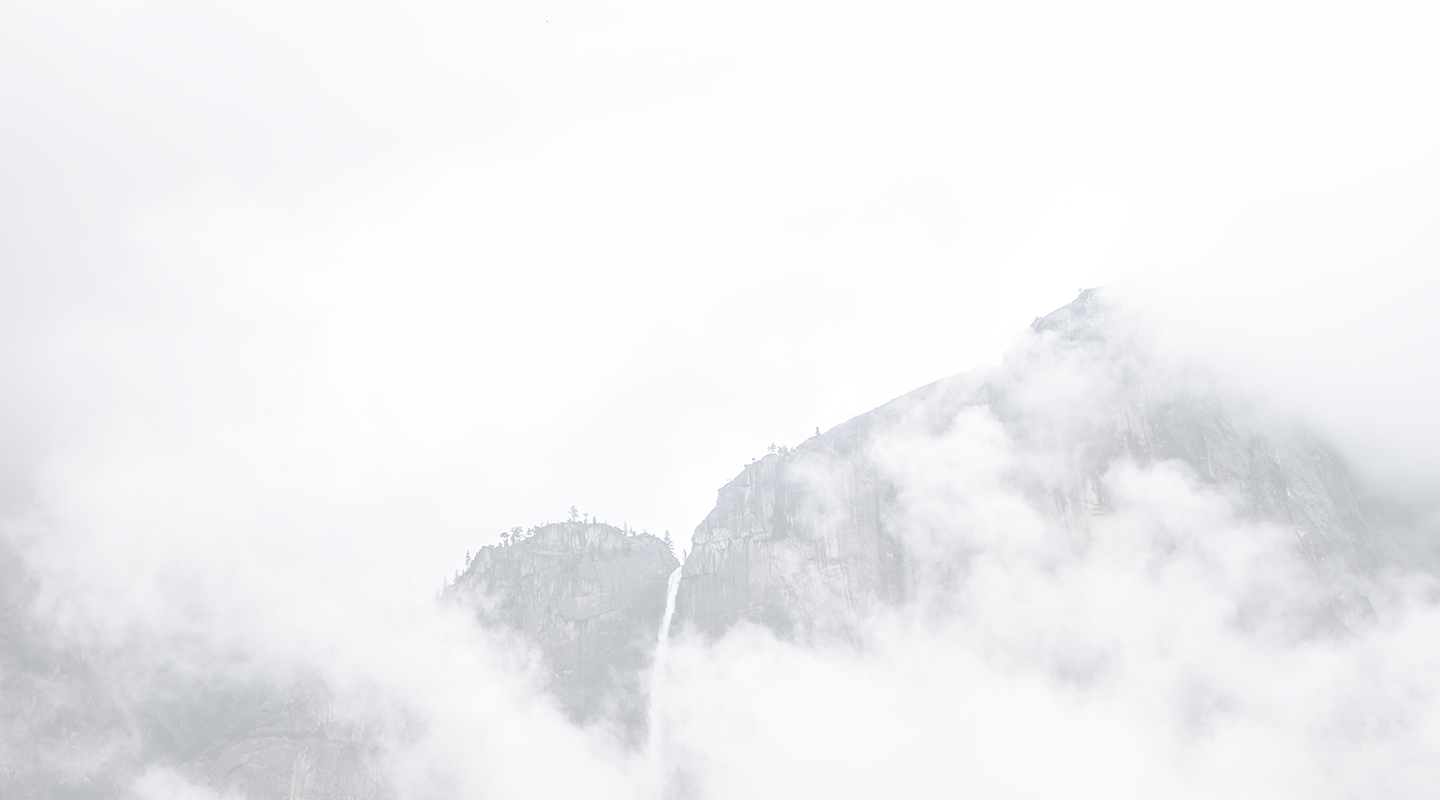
[674,429,906,640]
[0,539,296,800]
[673,289,1390,640]
[169,522,680,797]
[179,681,391,800]
[0,521,678,800]
[0,538,133,800]
[451,522,679,744]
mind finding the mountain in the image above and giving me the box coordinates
[178,680,390,800]
[176,521,679,797]
[448,521,679,744]
[0,537,133,799]
[1,289,1409,798]
[672,289,1388,641]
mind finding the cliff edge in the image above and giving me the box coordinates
[451,522,679,744]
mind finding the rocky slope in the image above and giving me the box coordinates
[0,539,284,800]
[174,522,679,797]
[450,522,679,744]
[179,681,391,800]
[674,429,905,640]
[672,289,1390,640]
[0,537,132,800]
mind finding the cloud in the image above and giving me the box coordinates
[1,1,1438,797]
[650,298,1440,799]
[5,288,1439,799]
[657,441,1440,799]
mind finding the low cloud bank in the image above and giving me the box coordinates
[654,306,1440,799]
[660,458,1440,798]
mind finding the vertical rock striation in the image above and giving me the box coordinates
[180,681,391,800]
[674,431,906,640]
[0,537,134,800]
[451,522,679,745]
[673,289,1390,640]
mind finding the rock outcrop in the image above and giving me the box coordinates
[672,289,1390,640]
[451,522,679,744]
[0,538,134,800]
[179,681,391,800]
[674,429,906,640]
[172,522,682,796]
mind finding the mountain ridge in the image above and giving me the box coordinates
[670,287,1389,642]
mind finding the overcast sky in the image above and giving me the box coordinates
[2,0,1438,606]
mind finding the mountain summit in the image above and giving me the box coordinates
[449,521,678,744]
[673,288,1386,641]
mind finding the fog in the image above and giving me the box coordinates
[2,0,1439,797]
[655,310,1440,799]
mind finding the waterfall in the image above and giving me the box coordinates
[648,566,683,768]
[658,566,682,651]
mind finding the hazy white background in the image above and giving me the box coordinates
[2,0,1438,615]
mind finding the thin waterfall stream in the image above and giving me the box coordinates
[648,565,684,767]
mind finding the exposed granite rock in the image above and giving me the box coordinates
[1014,289,1386,574]
[675,434,905,640]
[0,521,678,799]
[179,681,392,800]
[174,522,682,795]
[0,541,279,800]
[451,522,679,745]
[0,531,387,800]
[0,537,134,800]
[673,289,1390,639]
